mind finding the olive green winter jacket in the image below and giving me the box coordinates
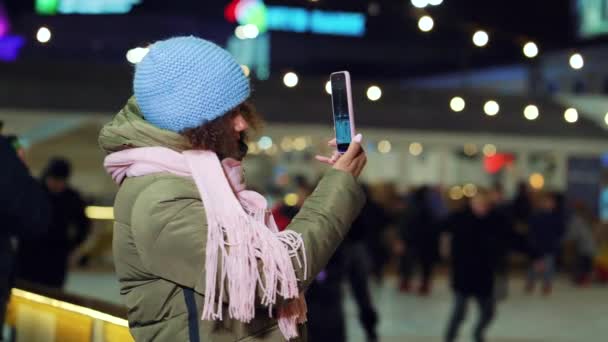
[99,97,365,342]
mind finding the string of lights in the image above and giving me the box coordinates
[29,1,598,128]
[404,0,583,66]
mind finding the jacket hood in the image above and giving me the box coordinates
[99,96,191,154]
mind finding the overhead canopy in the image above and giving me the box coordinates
[1,62,607,142]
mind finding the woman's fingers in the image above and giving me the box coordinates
[316,151,341,165]
[319,135,366,178]
[315,155,334,165]
[354,155,367,177]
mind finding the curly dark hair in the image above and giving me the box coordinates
[180,101,262,159]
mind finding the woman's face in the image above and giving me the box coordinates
[181,102,260,161]
[231,114,250,160]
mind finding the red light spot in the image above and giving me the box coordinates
[484,153,514,174]
[225,0,240,23]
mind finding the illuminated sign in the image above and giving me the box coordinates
[577,0,608,38]
[225,0,366,37]
[35,0,59,15]
[36,0,142,15]
[226,0,269,33]
[0,35,24,62]
[0,4,24,62]
[266,7,365,36]
[0,6,9,37]
[227,33,270,80]
[308,9,365,36]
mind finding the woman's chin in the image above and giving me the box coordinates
[236,139,249,160]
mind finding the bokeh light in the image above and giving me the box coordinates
[409,142,423,156]
[378,140,392,154]
[367,85,382,101]
[283,72,299,87]
[484,100,499,116]
[529,173,545,190]
[450,97,465,112]
[36,26,51,43]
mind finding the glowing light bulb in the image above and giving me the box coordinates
[284,193,299,206]
[325,81,332,94]
[570,53,584,70]
[524,105,539,120]
[473,30,489,47]
[523,41,539,58]
[483,144,497,157]
[367,86,382,101]
[242,24,260,39]
[484,100,499,116]
[258,136,273,150]
[418,16,434,32]
[283,72,299,88]
[126,47,150,64]
[450,96,465,112]
[464,144,478,156]
[37,26,51,43]
[564,108,578,123]
[378,140,392,154]
[411,0,429,9]
[529,173,544,190]
[449,186,464,200]
[463,184,478,198]
[409,142,423,156]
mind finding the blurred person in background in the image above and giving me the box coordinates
[399,186,439,295]
[512,181,532,224]
[17,157,91,289]
[100,36,366,341]
[305,249,347,341]
[271,175,314,231]
[273,182,380,342]
[0,127,50,335]
[339,184,379,342]
[510,182,534,256]
[367,193,391,284]
[4,135,26,165]
[306,238,378,342]
[441,189,502,342]
[362,183,394,284]
[595,223,608,283]
[526,192,566,295]
[488,184,515,300]
[429,185,449,219]
[565,201,597,286]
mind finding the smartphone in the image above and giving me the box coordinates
[330,71,356,154]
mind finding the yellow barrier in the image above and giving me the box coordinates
[5,288,134,342]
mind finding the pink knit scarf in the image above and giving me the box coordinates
[104,147,307,340]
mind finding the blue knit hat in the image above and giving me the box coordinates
[134,36,250,132]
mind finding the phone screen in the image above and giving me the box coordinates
[331,73,351,153]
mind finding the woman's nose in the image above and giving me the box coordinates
[233,114,249,132]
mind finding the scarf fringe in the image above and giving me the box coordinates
[184,151,307,339]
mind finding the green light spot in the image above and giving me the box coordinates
[35,0,59,15]
[243,2,268,33]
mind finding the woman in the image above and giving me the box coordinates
[99,36,367,341]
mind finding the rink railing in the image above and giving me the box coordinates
[4,287,133,342]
